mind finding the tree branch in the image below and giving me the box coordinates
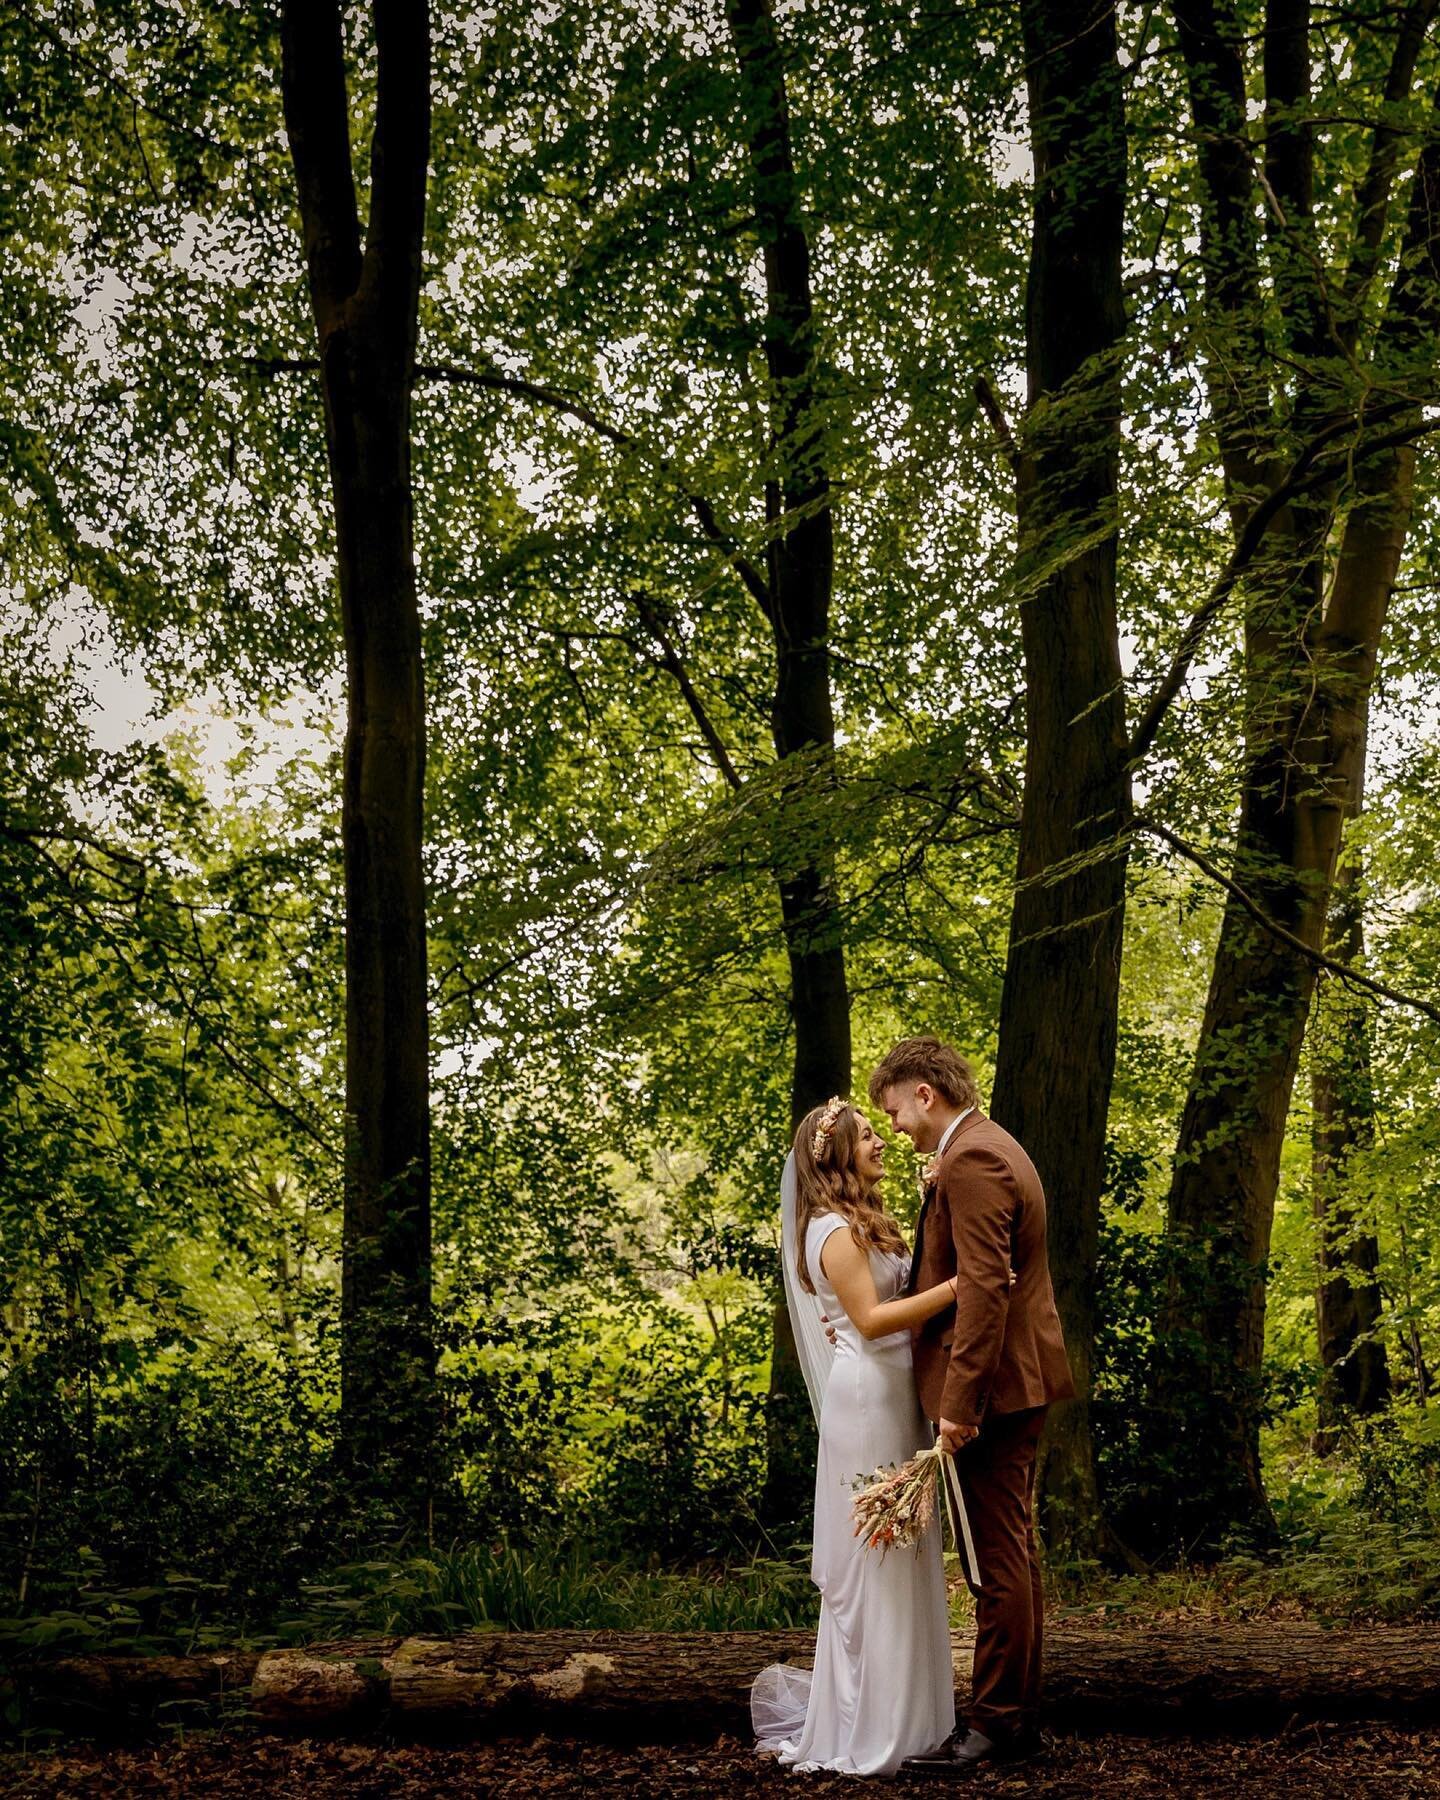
[629,593,744,790]
[1263,0,1325,359]
[725,0,820,465]
[1,819,149,873]
[429,361,777,620]
[1172,0,1272,447]
[1138,816,1440,1025]
[1127,401,1440,764]
[13,825,340,1154]
[1338,0,1439,343]
[416,360,631,446]
[1375,77,1440,358]
[249,353,777,620]
[363,0,431,330]
[423,361,775,620]
[278,0,362,322]
[974,374,1019,468]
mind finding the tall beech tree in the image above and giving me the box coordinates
[430,0,856,1143]
[397,0,896,1524]
[801,0,1159,1560]
[725,0,849,1521]
[398,6,1028,1524]
[1149,0,1440,1547]
[279,0,436,1512]
[725,0,850,1132]
[986,0,1130,1562]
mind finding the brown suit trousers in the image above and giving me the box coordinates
[942,1406,1047,1741]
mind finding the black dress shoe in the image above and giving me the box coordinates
[900,1728,1042,1776]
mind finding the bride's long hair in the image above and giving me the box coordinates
[792,1101,907,1293]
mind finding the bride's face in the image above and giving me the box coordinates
[852,1110,886,1185]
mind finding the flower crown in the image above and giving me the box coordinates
[811,1095,849,1159]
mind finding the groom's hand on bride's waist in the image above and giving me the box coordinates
[938,1417,979,1453]
[820,1311,838,1348]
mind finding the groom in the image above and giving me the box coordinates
[870,1036,1075,1774]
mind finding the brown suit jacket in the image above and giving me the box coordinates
[910,1111,1076,1427]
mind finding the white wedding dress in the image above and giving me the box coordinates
[751,1192,956,1776]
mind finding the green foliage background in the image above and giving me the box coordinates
[6,0,1440,1678]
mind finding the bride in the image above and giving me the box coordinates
[752,1096,959,1777]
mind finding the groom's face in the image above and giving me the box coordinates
[878,1080,940,1152]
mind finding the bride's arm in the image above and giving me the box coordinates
[820,1229,956,1341]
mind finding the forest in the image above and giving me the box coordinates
[6,0,1440,1788]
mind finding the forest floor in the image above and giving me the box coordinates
[4,1725,1440,1799]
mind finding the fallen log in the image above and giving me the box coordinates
[18,1622,1440,1740]
[20,1649,262,1720]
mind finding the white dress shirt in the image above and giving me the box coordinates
[935,1105,974,1158]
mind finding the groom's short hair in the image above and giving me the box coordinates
[868,1036,980,1110]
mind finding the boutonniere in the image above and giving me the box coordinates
[919,1155,942,1192]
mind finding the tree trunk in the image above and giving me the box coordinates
[280,0,436,1518]
[1147,5,1439,1554]
[726,0,850,1526]
[988,0,1129,1566]
[28,1623,1440,1739]
[725,0,850,1132]
[1312,832,1389,1450]
[1155,443,1414,1548]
